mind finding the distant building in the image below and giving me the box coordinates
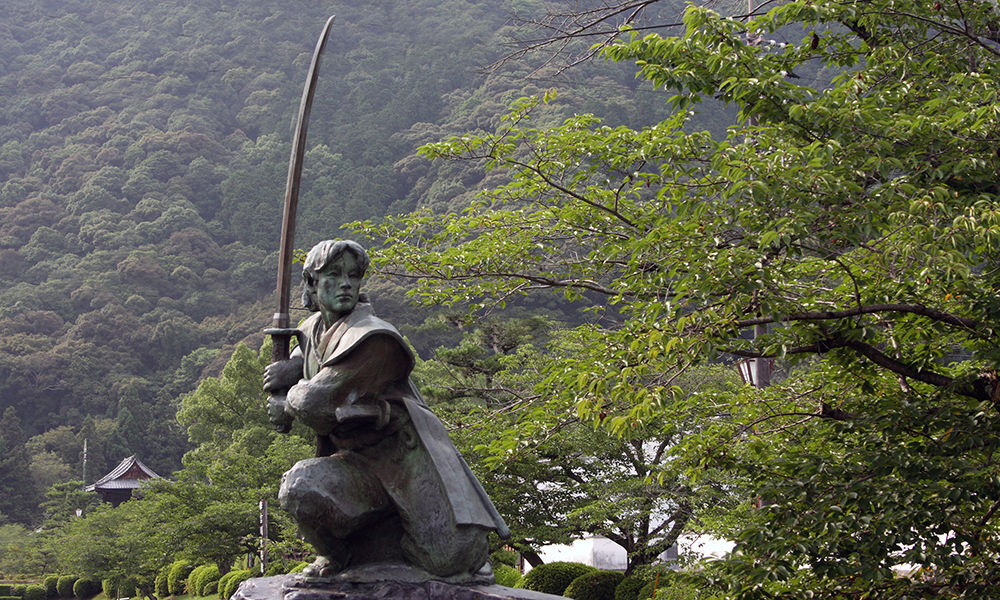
[85,454,161,506]
[535,534,732,572]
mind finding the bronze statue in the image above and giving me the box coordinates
[264,240,509,583]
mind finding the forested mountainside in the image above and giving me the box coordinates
[0,0,688,521]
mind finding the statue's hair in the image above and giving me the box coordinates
[300,240,370,311]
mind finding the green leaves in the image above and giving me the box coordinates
[360,0,1000,595]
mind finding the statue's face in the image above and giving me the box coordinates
[314,252,363,323]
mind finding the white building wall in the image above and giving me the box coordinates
[532,534,734,572]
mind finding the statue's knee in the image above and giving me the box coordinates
[404,525,489,577]
[279,456,389,535]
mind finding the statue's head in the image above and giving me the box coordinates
[301,240,370,314]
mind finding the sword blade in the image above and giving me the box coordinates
[271,14,336,365]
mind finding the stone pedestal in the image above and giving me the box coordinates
[232,575,567,600]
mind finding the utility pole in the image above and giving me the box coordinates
[82,437,87,489]
[259,499,268,575]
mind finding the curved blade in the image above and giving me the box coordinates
[271,14,336,363]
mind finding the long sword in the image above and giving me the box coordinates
[266,15,335,432]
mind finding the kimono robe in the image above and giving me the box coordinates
[279,302,508,578]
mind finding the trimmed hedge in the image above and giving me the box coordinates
[72,578,100,600]
[216,572,239,600]
[519,562,599,596]
[218,570,254,600]
[615,576,648,600]
[0,586,12,596]
[12,586,26,598]
[43,578,57,599]
[167,560,192,597]
[23,585,46,600]
[56,576,77,598]
[565,570,625,600]
[191,564,221,597]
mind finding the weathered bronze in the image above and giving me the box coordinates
[264,240,509,584]
[267,15,336,435]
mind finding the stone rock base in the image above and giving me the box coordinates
[232,574,567,600]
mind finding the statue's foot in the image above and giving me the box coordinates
[301,556,344,578]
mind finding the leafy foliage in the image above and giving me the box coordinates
[415,317,740,570]
[564,570,626,600]
[359,0,1000,596]
[520,562,599,596]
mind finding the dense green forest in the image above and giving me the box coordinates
[0,0,696,527]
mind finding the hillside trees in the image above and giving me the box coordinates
[359,0,1000,596]
[0,0,725,526]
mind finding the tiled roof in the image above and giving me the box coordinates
[85,454,161,491]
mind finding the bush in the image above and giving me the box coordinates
[520,562,599,596]
[219,570,253,600]
[12,586,26,598]
[493,563,522,588]
[215,573,237,600]
[154,571,168,599]
[167,560,192,596]
[195,565,221,597]
[43,578,57,599]
[288,563,307,574]
[637,581,656,600]
[615,576,649,600]
[72,578,100,600]
[23,586,46,600]
[202,581,218,597]
[186,565,210,595]
[0,596,20,600]
[653,581,699,600]
[56,577,77,598]
[565,571,626,600]
[0,586,12,596]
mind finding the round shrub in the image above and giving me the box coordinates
[24,585,46,600]
[197,565,221,597]
[72,578,100,600]
[186,565,211,596]
[615,576,648,600]
[56,576,78,598]
[493,563,522,588]
[167,560,192,596]
[520,562,599,596]
[215,573,237,600]
[565,570,625,600]
[219,570,253,600]
[43,578,57,599]
[13,585,27,597]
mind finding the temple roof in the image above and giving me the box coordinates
[85,454,161,492]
